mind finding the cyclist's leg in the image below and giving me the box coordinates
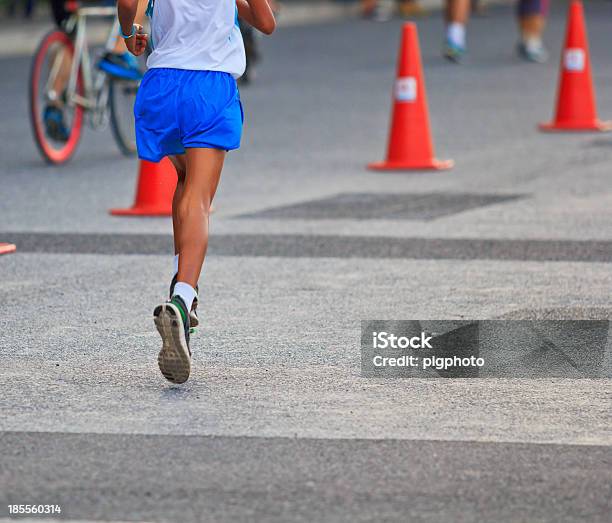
[44,0,73,141]
[50,49,73,102]
[48,0,72,101]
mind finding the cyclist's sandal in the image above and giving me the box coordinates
[43,105,69,142]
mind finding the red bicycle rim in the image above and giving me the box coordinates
[30,30,84,164]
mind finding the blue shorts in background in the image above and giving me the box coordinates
[134,68,244,162]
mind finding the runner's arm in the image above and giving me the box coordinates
[236,0,276,35]
[117,0,148,56]
[118,0,139,37]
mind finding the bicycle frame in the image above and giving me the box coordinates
[63,6,119,115]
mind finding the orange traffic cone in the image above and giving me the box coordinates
[0,243,16,255]
[369,23,453,171]
[540,1,611,132]
[110,158,177,216]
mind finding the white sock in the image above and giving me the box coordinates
[447,22,466,48]
[173,254,179,277]
[523,36,543,50]
[173,282,197,312]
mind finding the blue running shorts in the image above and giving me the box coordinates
[134,68,244,162]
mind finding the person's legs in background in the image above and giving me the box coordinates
[398,0,425,18]
[361,0,394,21]
[362,0,425,22]
[361,0,378,16]
[361,0,378,17]
[471,0,488,17]
[517,0,549,63]
[239,18,259,84]
[444,0,470,62]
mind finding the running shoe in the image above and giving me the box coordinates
[154,295,191,384]
[443,38,466,64]
[517,41,549,64]
[169,274,199,328]
[98,52,143,81]
[43,105,69,142]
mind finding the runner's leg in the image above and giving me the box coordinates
[168,154,186,257]
[175,148,225,288]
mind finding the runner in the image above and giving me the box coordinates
[117,0,275,384]
[443,0,549,63]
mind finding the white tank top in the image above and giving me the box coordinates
[146,0,246,79]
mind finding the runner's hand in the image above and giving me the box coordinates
[126,24,148,56]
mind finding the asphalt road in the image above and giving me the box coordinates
[2,432,610,523]
[1,1,611,522]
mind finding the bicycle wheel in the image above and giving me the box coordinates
[109,78,138,156]
[30,30,84,164]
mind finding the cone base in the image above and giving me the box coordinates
[539,120,612,132]
[110,206,172,217]
[368,158,454,171]
[0,243,16,255]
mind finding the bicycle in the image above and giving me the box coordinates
[29,1,142,164]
